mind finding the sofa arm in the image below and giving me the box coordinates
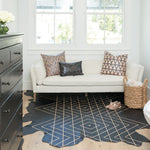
[137,65,144,82]
[31,65,37,93]
[126,63,144,82]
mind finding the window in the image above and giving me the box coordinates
[33,0,126,47]
[87,0,123,44]
[36,0,73,44]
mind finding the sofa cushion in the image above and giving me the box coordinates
[59,61,84,76]
[82,60,102,75]
[42,75,124,86]
[101,51,128,76]
[41,51,66,77]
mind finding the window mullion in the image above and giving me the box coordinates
[74,0,86,47]
[104,2,106,44]
[104,14,106,44]
[54,0,56,44]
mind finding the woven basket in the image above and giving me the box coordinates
[123,76,148,109]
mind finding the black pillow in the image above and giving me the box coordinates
[59,61,84,76]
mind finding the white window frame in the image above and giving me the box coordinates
[28,0,131,51]
[36,1,74,45]
[87,0,124,45]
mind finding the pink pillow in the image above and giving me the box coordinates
[41,52,66,77]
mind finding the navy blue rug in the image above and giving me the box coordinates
[23,92,150,148]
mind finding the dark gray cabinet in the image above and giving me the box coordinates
[0,34,23,150]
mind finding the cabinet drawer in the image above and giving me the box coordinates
[10,128,23,150]
[10,44,22,63]
[0,63,22,100]
[1,105,22,150]
[0,83,22,136]
[0,49,10,74]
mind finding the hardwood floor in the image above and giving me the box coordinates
[22,91,150,150]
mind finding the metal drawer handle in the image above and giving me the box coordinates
[3,109,11,113]
[18,69,23,73]
[17,91,22,94]
[3,138,9,142]
[0,61,4,65]
[17,135,23,138]
[14,52,21,55]
[2,82,10,86]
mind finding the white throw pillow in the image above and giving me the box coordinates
[126,63,139,80]
[34,60,46,85]
[126,79,143,87]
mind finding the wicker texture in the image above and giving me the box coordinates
[123,76,148,109]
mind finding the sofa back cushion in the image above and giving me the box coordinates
[82,60,102,75]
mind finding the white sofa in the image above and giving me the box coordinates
[31,59,144,102]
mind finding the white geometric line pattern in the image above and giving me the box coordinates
[23,92,150,148]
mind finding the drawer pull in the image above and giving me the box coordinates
[17,91,22,94]
[0,61,4,65]
[18,69,23,73]
[17,135,23,138]
[14,52,21,55]
[2,82,10,86]
[3,138,9,142]
[3,109,11,113]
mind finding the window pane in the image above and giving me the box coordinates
[87,0,99,8]
[87,0,123,44]
[103,0,123,13]
[55,0,73,12]
[87,0,104,13]
[87,15,105,44]
[36,14,54,44]
[36,0,73,44]
[37,0,73,12]
[105,15,123,44]
[87,0,122,13]
[37,0,55,12]
[55,14,72,44]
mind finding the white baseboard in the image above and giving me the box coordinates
[23,81,32,90]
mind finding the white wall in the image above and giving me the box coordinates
[0,0,19,33]
[18,0,142,90]
[141,0,150,88]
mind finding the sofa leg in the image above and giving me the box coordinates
[85,93,88,97]
[33,93,36,102]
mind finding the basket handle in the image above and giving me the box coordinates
[143,78,148,87]
[123,76,128,85]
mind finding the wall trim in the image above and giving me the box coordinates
[27,49,131,56]
[28,48,131,52]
